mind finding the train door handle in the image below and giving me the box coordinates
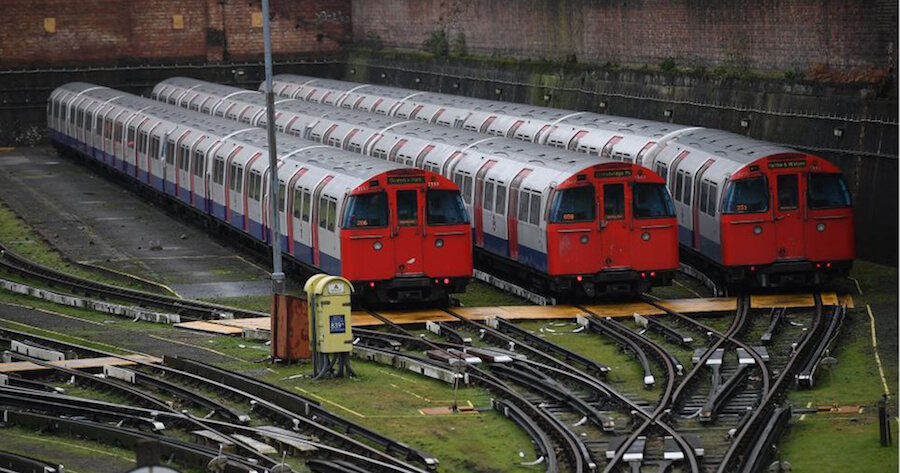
[775,215,785,221]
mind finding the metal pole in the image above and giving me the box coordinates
[262,0,285,294]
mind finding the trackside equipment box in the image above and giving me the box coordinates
[304,275,353,354]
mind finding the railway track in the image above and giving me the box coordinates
[0,241,267,321]
[0,326,437,473]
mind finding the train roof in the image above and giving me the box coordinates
[57,83,415,181]
[158,77,633,176]
[667,128,798,166]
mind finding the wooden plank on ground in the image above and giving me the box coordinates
[455,305,589,321]
[0,355,160,373]
[582,302,664,317]
[660,297,737,314]
[838,294,855,308]
[174,320,244,335]
[214,317,271,331]
[751,293,815,309]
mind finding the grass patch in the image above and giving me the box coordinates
[0,202,165,293]
[259,360,536,473]
[457,280,529,307]
[780,415,898,473]
[0,425,136,472]
[200,294,273,313]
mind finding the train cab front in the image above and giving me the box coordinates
[719,154,854,287]
[340,170,472,304]
[546,163,679,297]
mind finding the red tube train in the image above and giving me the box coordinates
[154,78,680,298]
[47,83,472,304]
[263,75,855,287]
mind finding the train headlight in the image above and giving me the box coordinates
[816,223,826,232]
[435,238,444,248]
[373,241,383,251]
[580,235,589,244]
[753,225,763,235]
[641,232,651,241]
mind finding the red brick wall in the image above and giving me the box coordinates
[0,0,351,67]
[352,0,897,72]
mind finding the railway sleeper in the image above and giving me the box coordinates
[699,364,752,423]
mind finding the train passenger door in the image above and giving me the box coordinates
[599,182,632,269]
[507,169,533,260]
[473,160,498,247]
[691,159,715,250]
[773,171,806,259]
[393,188,424,275]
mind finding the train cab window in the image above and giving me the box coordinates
[604,184,625,220]
[229,164,243,192]
[396,190,419,226]
[483,181,495,211]
[776,174,799,210]
[495,184,507,215]
[193,150,205,176]
[722,177,768,213]
[127,126,136,148]
[549,186,595,222]
[426,190,468,225]
[342,191,388,228]
[150,136,161,160]
[165,140,176,165]
[807,173,851,209]
[633,183,675,218]
[213,157,225,184]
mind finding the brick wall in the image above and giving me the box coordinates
[0,0,351,67]
[352,0,898,73]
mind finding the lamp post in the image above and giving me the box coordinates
[262,0,285,294]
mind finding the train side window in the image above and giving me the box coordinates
[277,181,286,212]
[777,174,799,210]
[165,140,176,165]
[178,146,190,171]
[127,126,136,148]
[105,118,113,140]
[138,131,148,154]
[193,150,205,176]
[518,191,530,223]
[604,184,625,220]
[674,171,684,202]
[292,188,302,218]
[249,170,262,201]
[655,162,668,183]
[213,157,225,184]
[483,181,495,211]
[229,164,243,192]
[495,184,507,215]
[528,192,541,226]
[149,136,161,160]
[114,122,123,143]
[706,183,717,215]
[83,111,91,132]
[301,190,311,222]
[76,110,84,130]
[682,173,693,204]
[699,181,709,213]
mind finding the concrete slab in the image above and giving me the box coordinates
[0,147,273,299]
[0,355,160,373]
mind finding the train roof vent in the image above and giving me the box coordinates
[618,128,634,134]
[529,160,544,165]
[495,152,509,157]
[715,150,728,157]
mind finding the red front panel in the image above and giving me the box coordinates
[631,216,679,271]
[720,214,775,266]
[340,230,395,281]
[423,224,472,278]
[546,224,599,275]
[806,208,855,262]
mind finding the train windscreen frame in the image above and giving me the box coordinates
[632,183,675,219]
[342,191,389,228]
[722,176,769,214]
[807,173,852,209]
[549,186,596,223]
[426,189,469,225]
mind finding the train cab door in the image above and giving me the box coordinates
[773,170,806,259]
[599,182,632,269]
[473,160,498,247]
[392,187,425,276]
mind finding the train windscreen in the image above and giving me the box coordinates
[632,183,675,218]
[549,186,596,222]
[808,173,852,209]
[426,190,469,225]
[342,192,389,228]
[722,177,769,213]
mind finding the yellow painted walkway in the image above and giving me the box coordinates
[175,293,850,336]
